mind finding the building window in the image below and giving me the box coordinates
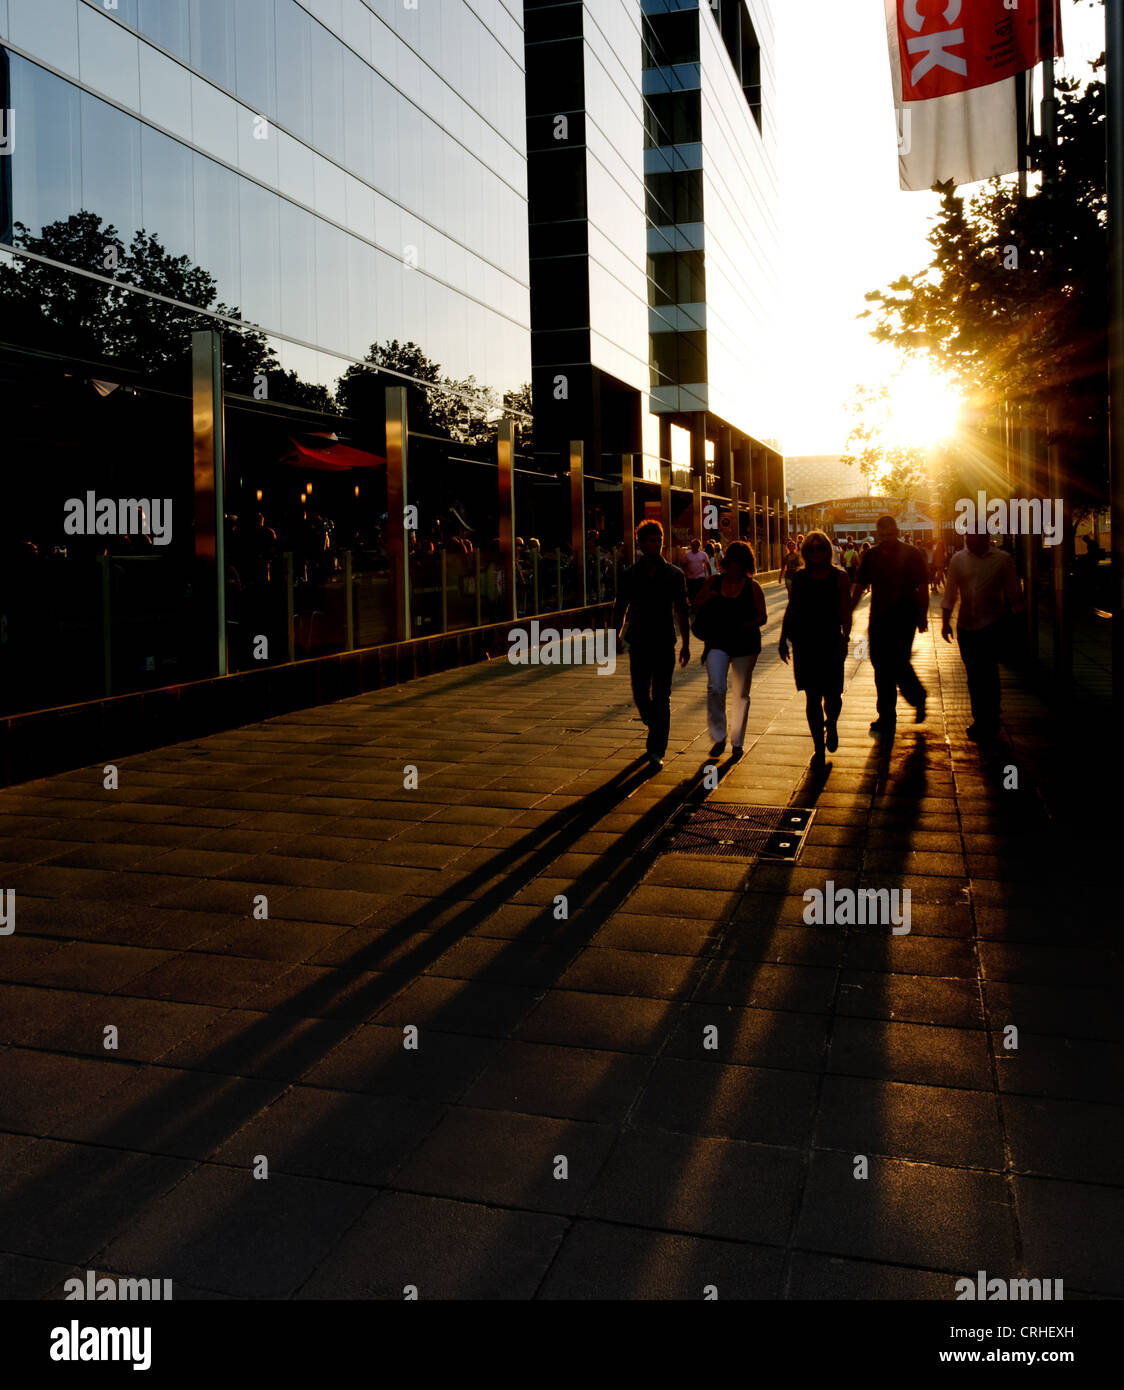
[642,9,699,68]
[709,0,763,133]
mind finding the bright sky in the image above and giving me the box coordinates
[774,0,1107,458]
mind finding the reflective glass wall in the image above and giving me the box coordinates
[0,0,570,720]
[697,0,780,444]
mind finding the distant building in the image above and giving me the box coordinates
[793,495,941,543]
[784,456,871,509]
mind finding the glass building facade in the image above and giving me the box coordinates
[0,0,784,736]
[0,0,562,722]
[526,0,783,551]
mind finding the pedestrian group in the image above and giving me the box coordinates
[612,513,1023,770]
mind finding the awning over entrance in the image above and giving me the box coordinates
[282,436,385,471]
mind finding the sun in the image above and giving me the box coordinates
[882,363,963,449]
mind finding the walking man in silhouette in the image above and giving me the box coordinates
[851,514,930,739]
[613,521,690,770]
[941,529,1023,741]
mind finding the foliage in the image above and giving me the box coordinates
[0,212,274,386]
[859,30,1108,513]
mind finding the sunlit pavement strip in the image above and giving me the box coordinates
[0,590,1120,1300]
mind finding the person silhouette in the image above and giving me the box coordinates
[941,529,1023,741]
[692,540,767,759]
[779,530,853,768]
[851,514,929,739]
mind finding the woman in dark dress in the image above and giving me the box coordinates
[778,530,853,766]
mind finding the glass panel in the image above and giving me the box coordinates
[138,0,189,62]
[309,19,344,164]
[81,90,141,249]
[140,122,195,264]
[237,176,280,331]
[189,0,235,90]
[273,0,311,140]
[192,152,240,310]
[233,0,277,117]
[277,197,315,342]
[7,55,82,240]
[77,3,140,111]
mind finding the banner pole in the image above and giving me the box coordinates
[1108,0,1124,695]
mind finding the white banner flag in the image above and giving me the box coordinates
[883,1,1061,191]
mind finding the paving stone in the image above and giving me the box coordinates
[539,1219,784,1299]
[121,953,295,1009]
[816,1074,1004,1168]
[983,981,1122,1041]
[666,1003,828,1072]
[302,1023,499,1102]
[12,941,177,993]
[621,886,741,920]
[695,959,836,1013]
[387,1107,615,1215]
[212,1085,443,1184]
[633,1057,818,1146]
[786,1252,958,1299]
[0,1135,192,1265]
[993,1034,1124,1103]
[0,1251,78,1298]
[29,993,226,1062]
[1002,1095,1124,1185]
[158,1009,352,1082]
[46,1065,283,1159]
[978,942,1117,987]
[844,934,975,978]
[795,1149,1015,1272]
[555,947,701,1000]
[828,1017,993,1090]
[99,1162,374,1298]
[296,1192,568,1299]
[1014,1176,1124,1296]
[583,1129,803,1243]
[463,1040,649,1124]
[0,1049,138,1135]
[424,938,577,989]
[191,918,349,963]
[514,990,680,1054]
[836,971,982,1028]
[374,977,542,1037]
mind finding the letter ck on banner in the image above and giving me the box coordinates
[886,0,1064,191]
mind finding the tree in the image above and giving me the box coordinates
[337,339,448,437]
[859,37,1108,518]
[504,382,534,453]
[0,212,275,387]
[337,340,510,445]
[841,381,961,507]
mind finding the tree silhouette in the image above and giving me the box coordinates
[0,211,335,414]
[861,49,1107,516]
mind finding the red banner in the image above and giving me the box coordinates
[895,1,1063,103]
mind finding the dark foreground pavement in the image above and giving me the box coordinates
[0,588,1120,1300]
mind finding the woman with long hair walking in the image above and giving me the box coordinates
[692,540,768,759]
[778,530,853,769]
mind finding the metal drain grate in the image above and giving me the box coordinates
[660,803,814,861]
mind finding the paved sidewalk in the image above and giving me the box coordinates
[0,588,1120,1300]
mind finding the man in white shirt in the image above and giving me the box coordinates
[682,538,709,602]
[941,531,1024,741]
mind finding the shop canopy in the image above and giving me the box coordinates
[282,436,385,471]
